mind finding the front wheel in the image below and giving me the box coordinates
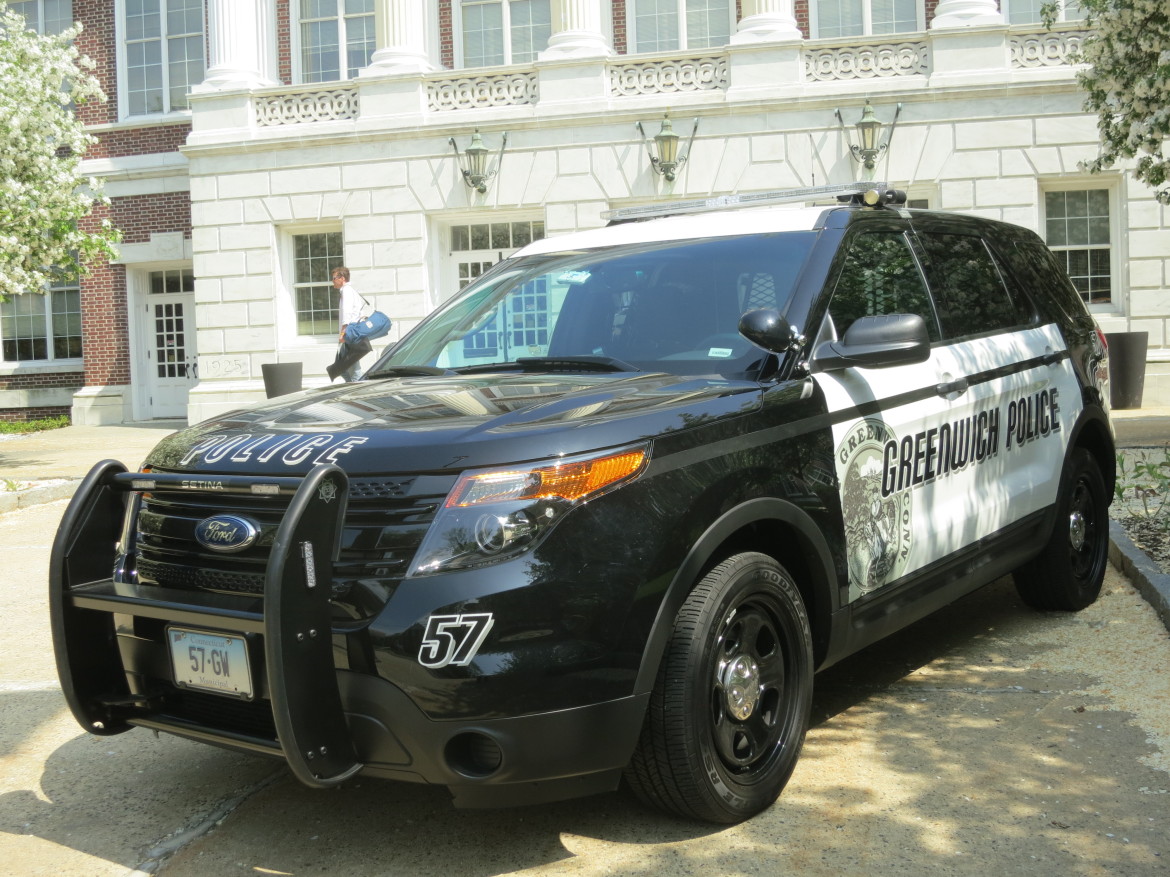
[1014,448,1109,611]
[625,552,813,823]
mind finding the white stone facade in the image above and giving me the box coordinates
[167,4,1169,423]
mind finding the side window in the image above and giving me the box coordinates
[828,231,939,341]
[917,232,1030,339]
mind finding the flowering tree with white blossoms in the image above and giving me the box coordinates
[0,4,120,301]
[1058,0,1170,204]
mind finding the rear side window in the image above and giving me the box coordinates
[828,231,940,342]
[916,232,1031,340]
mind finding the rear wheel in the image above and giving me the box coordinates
[1014,448,1109,611]
[625,552,813,823]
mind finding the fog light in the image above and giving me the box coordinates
[445,732,503,777]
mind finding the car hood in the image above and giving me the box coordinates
[144,371,762,475]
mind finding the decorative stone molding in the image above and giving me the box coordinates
[608,56,729,96]
[254,87,359,126]
[1010,30,1086,68]
[426,72,539,112]
[803,42,929,81]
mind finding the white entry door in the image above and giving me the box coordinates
[143,272,198,419]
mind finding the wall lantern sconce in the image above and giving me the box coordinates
[835,100,902,175]
[636,113,699,182]
[450,129,508,193]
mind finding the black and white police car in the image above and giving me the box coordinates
[51,183,1114,823]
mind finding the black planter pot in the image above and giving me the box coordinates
[261,362,303,398]
[1105,331,1148,410]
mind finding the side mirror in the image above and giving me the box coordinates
[738,308,794,354]
[813,314,930,371]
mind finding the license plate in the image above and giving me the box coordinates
[168,627,254,700]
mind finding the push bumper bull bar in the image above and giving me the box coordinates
[49,460,363,788]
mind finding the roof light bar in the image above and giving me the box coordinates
[602,182,891,223]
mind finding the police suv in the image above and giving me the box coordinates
[51,184,1114,823]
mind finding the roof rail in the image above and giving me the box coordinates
[602,182,893,223]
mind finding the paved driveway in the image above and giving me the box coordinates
[3,499,1169,876]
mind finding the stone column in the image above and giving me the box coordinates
[197,0,278,90]
[363,0,434,75]
[931,0,1004,28]
[539,0,612,60]
[731,0,802,44]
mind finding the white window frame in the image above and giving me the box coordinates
[1039,179,1121,313]
[293,0,376,84]
[626,0,735,54]
[1002,0,1084,26]
[9,0,73,35]
[279,225,347,342]
[453,0,552,68]
[114,0,206,121]
[808,0,924,40]
[0,280,84,367]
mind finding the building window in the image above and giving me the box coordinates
[447,219,545,358]
[1044,189,1112,306]
[149,268,195,295]
[122,0,206,116]
[811,0,919,39]
[292,231,344,335]
[628,0,732,53]
[9,0,73,34]
[458,0,550,67]
[298,0,375,82]
[0,280,82,363]
[1003,0,1084,26]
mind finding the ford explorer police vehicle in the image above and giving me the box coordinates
[50,184,1114,824]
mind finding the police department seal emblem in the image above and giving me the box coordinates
[835,418,913,601]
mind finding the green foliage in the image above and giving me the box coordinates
[1114,449,1170,523]
[0,4,121,301]
[0,414,70,434]
[1049,0,1170,204]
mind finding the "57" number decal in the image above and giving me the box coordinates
[418,613,495,668]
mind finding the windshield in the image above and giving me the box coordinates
[368,231,819,378]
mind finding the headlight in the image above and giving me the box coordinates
[408,444,649,577]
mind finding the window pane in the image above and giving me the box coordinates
[302,19,341,82]
[919,233,1029,337]
[0,293,50,362]
[509,0,551,63]
[463,1,505,67]
[816,0,863,38]
[344,8,375,77]
[871,0,916,34]
[633,0,679,53]
[292,232,345,335]
[685,0,730,50]
[830,232,939,340]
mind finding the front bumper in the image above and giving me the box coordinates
[49,461,646,806]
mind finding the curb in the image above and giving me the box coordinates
[5,481,1169,634]
[0,480,79,516]
[1109,519,1170,633]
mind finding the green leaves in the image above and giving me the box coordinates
[1072,0,1170,203]
[0,6,121,299]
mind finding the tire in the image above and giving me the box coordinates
[1014,448,1109,611]
[625,552,813,823]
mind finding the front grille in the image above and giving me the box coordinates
[132,472,455,617]
[166,689,278,741]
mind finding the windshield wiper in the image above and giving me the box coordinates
[364,365,455,378]
[450,356,640,374]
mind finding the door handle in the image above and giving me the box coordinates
[935,377,968,397]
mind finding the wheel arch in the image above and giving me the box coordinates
[1068,405,1116,498]
[633,498,839,694]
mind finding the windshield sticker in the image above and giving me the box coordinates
[179,433,370,468]
[707,348,734,358]
[557,270,592,285]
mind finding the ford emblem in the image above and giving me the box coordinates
[194,514,260,553]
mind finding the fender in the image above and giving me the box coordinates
[632,497,839,694]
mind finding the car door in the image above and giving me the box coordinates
[812,220,1012,604]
